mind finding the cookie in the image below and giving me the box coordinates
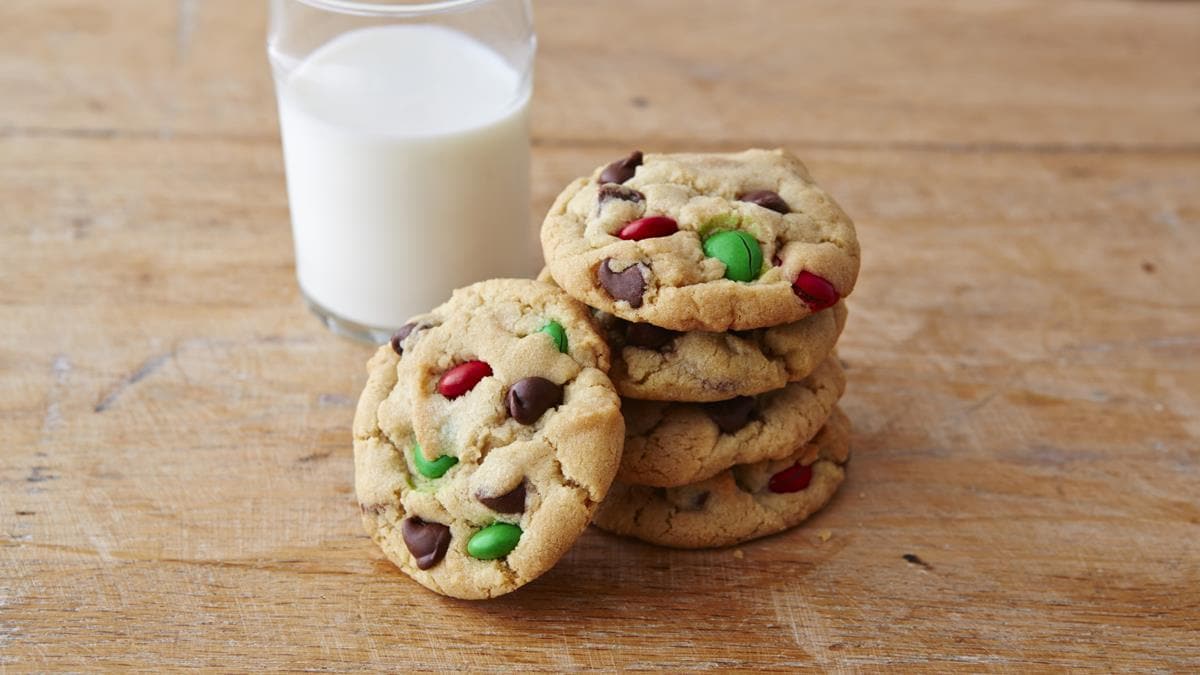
[603,301,847,402]
[541,148,860,332]
[617,356,845,487]
[353,279,625,599]
[594,408,851,549]
[536,267,847,401]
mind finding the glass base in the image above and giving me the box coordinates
[302,292,395,345]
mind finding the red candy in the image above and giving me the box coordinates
[618,216,678,241]
[792,271,840,311]
[437,360,492,398]
[767,463,813,494]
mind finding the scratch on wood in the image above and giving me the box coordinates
[1153,206,1186,233]
[297,450,333,464]
[40,354,71,436]
[94,352,172,413]
[71,216,92,240]
[1065,335,1200,354]
[770,590,832,664]
[176,0,198,63]
[26,467,56,483]
[317,393,353,408]
[903,553,933,571]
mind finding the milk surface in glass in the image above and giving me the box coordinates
[276,24,534,331]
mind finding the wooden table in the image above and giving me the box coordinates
[3,1,1198,670]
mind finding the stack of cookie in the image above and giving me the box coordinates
[540,148,860,549]
[352,148,860,599]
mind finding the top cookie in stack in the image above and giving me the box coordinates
[541,148,859,333]
[540,148,860,548]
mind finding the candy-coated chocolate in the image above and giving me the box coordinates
[412,441,458,479]
[618,216,678,241]
[767,462,813,494]
[437,360,492,398]
[792,271,839,311]
[702,230,763,282]
[538,320,568,354]
[467,523,522,560]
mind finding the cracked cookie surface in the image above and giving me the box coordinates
[537,267,846,401]
[353,279,624,599]
[618,356,845,487]
[602,301,847,402]
[541,148,860,332]
[594,408,851,549]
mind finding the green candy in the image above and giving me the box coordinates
[703,230,763,282]
[466,522,522,560]
[538,320,568,354]
[411,442,458,479]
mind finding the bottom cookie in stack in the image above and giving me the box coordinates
[593,408,850,549]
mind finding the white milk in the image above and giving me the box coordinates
[274,25,534,332]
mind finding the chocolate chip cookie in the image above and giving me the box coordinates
[353,279,625,599]
[541,148,860,332]
[617,356,845,487]
[602,301,847,402]
[537,267,847,402]
[594,408,851,549]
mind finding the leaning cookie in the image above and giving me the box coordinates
[594,408,851,549]
[617,356,845,487]
[541,148,860,332]
[353,279,625,599]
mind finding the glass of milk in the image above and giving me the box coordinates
[268,0,537,343]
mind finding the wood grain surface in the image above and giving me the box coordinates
[3,0,1198,670]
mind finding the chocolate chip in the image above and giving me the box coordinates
[389,322,419,355]
[597,259,647,308]
[625,322,677,350]
[689,490,710,510]
[733,472,755,493]
[505,377,564,425]
[738,190,790,214]
[599,150,643,184]
[598,184,644,207]
[704,396,756,434]
[400,516,451,570]
[476,481,527,514]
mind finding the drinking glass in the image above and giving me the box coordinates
[268,0,537,343]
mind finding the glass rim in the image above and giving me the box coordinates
[292,0,493,16]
